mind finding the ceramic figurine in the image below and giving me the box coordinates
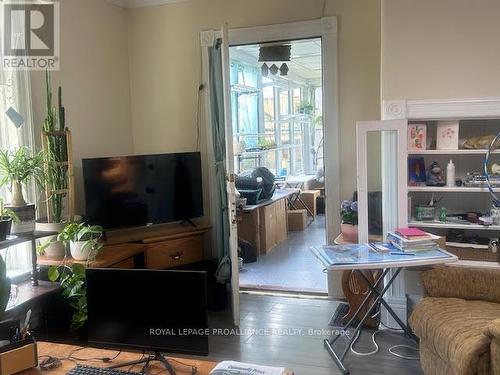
[426,161,446,186]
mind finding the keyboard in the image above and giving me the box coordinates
[67,365,143,375]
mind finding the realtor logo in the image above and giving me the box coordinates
[2,1,60,70]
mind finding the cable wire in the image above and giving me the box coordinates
[350,322,419,360]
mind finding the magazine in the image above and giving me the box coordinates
[210,361,290,375]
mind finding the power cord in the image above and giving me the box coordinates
[349,318,419,360]
[38,347,122,371]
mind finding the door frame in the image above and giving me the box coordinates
[200,17,340,325]
[201,17,341,242]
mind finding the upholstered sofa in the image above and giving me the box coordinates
[409,267,500,375]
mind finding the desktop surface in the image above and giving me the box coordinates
[25,342,217,375]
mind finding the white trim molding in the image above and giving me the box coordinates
[108,0,188,8]
[383,97,500,121]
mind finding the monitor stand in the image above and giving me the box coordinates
[108,351,191,375]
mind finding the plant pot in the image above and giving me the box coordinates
[7,204,35,234]
[70,241,94,261]
[38,235,66,259]
[341,223,358,243]
[0,217,12,242]
[35,220,66,233]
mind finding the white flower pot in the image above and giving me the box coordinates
[39,235,66,259]
[70,241,93,261]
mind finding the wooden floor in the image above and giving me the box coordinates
[197,293,423,375]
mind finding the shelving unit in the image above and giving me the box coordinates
[406,119,499,263]
[408,186,500,193]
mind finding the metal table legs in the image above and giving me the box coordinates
[324,267,415,374]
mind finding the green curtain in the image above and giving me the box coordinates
[209,40,231,284]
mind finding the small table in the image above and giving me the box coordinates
[311,244,458,375]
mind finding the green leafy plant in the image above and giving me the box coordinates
[0,147,46,206]
[58,222,104,258]
[298,101,314,116]
[341,200,358,225]
[43,70,69,223]
[0,198,19,223]
[48,263,87,331]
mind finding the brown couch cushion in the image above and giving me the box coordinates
[422,268,500,304]
[410,297,500,375]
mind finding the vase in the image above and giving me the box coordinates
[341,223,358,243]
[70,241,93,261]
[10,180,26,207]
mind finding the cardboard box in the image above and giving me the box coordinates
[296,190,321,217]
[287,209,307,231]
[0,340,37,375]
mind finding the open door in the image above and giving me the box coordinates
[356,119,408,324]
[356,119,408,242]
[220,23,240,326]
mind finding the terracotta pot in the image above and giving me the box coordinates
[341,223,358,243]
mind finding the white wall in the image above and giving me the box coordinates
[382,0,500,101]
[126,0,381,202]
[30,0,134,214]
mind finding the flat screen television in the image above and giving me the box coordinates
[86,268,209,356]
[82,152,203,229]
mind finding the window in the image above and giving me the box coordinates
[0,22,36,279]
[230,39,323,178]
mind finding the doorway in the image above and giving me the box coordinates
[230,38,328,294]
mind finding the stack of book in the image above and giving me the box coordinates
[387,227,440,252]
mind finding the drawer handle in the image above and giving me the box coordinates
[170,252,183,260]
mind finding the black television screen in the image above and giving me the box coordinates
[86,268,208,355]
[82,152,203,229]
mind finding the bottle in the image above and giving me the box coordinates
[446,160,455,187]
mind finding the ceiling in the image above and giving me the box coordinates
[230,39,322,84]
[108,0,188,8]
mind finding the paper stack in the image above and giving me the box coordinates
[387,227,440,252]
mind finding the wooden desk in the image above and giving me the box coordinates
[237,189,294,255]
[37,244,146,268]
[23,342,217,374]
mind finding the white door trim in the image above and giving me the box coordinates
[201,17,341,243]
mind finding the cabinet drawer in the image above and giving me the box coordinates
[145,235,204,269]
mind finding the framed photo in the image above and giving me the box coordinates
[408,123,427,151]
[408,157,426,186]
[437,121,459,150]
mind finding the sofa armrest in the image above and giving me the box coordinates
[421,267,500,303]
[486,319,500,375]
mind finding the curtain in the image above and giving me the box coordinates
[208,40,231,283]
[0,12,36,278]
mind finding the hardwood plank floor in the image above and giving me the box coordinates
[188,293,424,375]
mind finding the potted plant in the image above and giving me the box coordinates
[0,147,45,207]
[341,199,358,243]
[0,198,19,241]
[48,263,87,331]
[57,222,103,261]
[36,71,72,257]
[0,147,45,234]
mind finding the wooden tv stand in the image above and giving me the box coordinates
[38,221,211,270]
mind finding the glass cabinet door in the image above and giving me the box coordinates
[356,120,408,243]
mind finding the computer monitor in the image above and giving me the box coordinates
[86,268,209,356]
